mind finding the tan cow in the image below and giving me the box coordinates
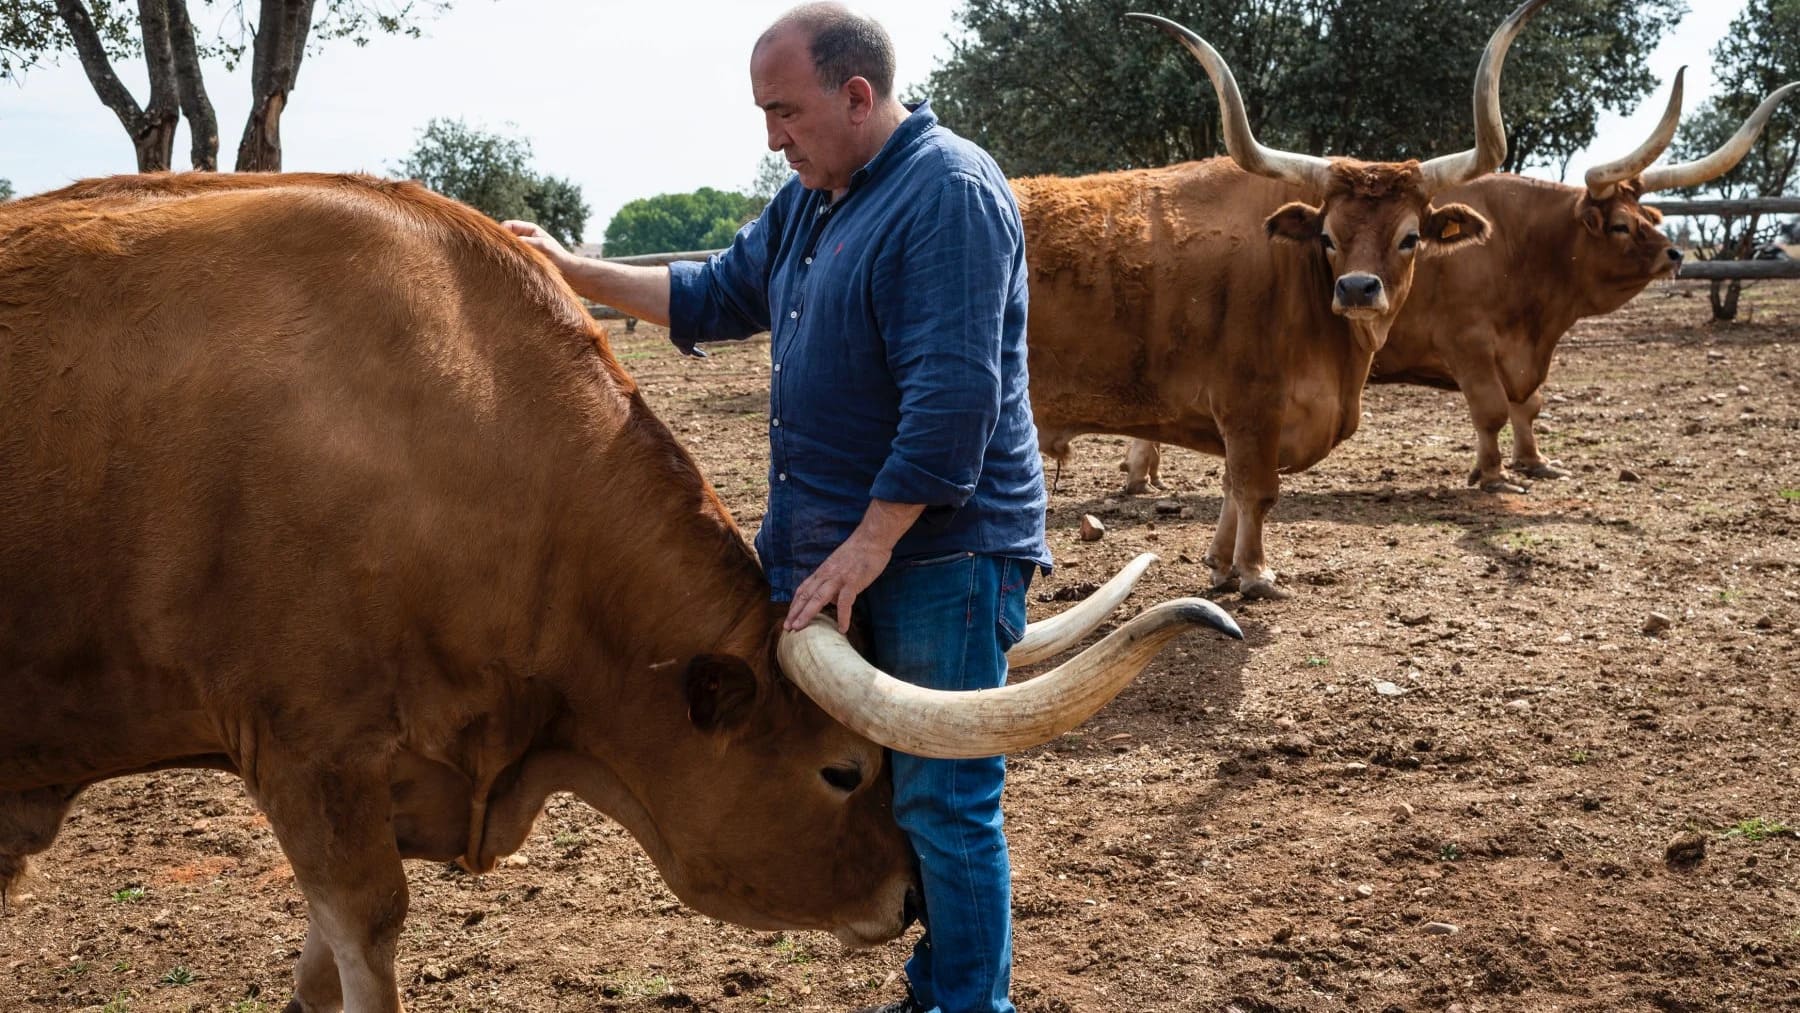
[0,174,1237,1012]
[1020,0,1547,599]
[1124,76,1800,495]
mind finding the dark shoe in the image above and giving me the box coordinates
[852,987,924,1013]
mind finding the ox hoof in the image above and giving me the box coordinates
[1122,480,1150,495]
[1478,479,1528,495]
[1239,578,1292,601]
[1511,461,1567,480]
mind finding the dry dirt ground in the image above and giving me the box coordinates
[4,280,1797,1013]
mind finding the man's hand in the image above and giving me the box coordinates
[502,220,572,270]
[784,533,892,633]
[783,499,926,633]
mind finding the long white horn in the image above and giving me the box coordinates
[778,598,1243,759]
[1125,13,1331,190]
[1639,82,1800,193]
[1007,552,1159,668]
[1586,67,1686,198]
[1418,0,1553,195]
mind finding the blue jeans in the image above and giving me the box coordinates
[858,552,1032,1013]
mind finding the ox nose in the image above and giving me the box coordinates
[1334,273,1384,308]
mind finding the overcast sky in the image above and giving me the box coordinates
[0,0,1753,244]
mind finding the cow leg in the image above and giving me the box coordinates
[1507,391,1567,479]
[284,928,344,1013]
[1121,440,1163,494]
[0,784,85,913]
[1460,367,1527,494]
[1222,429,1289,600]
[1204,473,1240,592]
[256,762,409,1013]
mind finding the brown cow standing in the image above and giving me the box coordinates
[0,174,1230,1012]
[1124,76,1800,496]
[1021,0,1547,599]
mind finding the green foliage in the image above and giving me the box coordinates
[925,0,1683,177]
[748,151,794,214]
[160,965,194,986]
[396,118,591,247]
[111,885,146,903]
[0,177,13,201]
[603,186,762,257]
[1723,817,1793,842]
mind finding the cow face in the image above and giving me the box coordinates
[590,646,917,948]
[1266,162,1490,322]
[1575,183,1683,286]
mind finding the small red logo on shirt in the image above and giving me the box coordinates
[834,241,845,256]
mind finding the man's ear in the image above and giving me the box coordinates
[844,75,876,125]
[1422,203,1491,251]
[1265,201,1325,243]
[684,654,760,734]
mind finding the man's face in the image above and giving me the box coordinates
[751,29,864,195]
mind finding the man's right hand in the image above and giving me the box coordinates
[503,220,572,271]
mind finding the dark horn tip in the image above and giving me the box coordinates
[1174,598,1245,641]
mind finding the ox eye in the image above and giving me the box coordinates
[1610,224,1630,235]
[821,765,864,793]
[1399,233,1420,252]
[1320,235,1336,252]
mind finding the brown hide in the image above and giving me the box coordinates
[1371,174,1680,487]
[0,174,914,1004]
[1017,158,1485,595]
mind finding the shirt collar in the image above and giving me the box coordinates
[841,100,938,198]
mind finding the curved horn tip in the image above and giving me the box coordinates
[1178,598,1245,640]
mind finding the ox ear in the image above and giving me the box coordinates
[1641,204,1664,225]
[1578,203,1608,236]
[1422,203,1490,252]
[1265,201,1325,243]
[684,654,760,734]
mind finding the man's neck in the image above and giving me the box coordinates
[832,100,913,202]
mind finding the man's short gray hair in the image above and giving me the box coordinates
[761,3,897,99]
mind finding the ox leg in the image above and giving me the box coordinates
[1461,368,1526,494]
[0,784,85,913]
[1507,390,1567,479]
[285,928,344,1013]
[1121,440,1164,495]
[257,762,409,1013]
[1204,474,1240,592]
[1222,429,1289,600]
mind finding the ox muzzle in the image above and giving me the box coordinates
[1333,272,1389,315]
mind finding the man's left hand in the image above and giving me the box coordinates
[784,535,892,633]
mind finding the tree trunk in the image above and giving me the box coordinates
[167,0,218,170]
[57,0,179,172]
[1708,279,1743,322]
[235,0,316,172]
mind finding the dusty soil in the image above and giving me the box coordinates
[4,279,1797,1013]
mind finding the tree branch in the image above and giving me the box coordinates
[167,0,218,169]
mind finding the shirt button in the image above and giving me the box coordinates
[771,418,780,427]
[789,310,798,319]
[773,363,782,372]
[804,256,813,265]
[778,473,787,481]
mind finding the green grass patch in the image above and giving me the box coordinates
[1723,817,1792,842]
[1304,656,1329,668]
[160,966,194,986]
[1439,842,1463,862]
[110,886,146,903]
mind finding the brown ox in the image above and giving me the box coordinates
[1124,76,1800,496]
[1021,0,1546,599]
[0,174,1234,1012]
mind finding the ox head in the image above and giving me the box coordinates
[1581,73,1799,286]
[591,569,1237,948]
[1128,0,1551,324]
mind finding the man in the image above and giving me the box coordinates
[504,5,1048,1012]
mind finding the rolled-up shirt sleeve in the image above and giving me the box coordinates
[868,173,1018,507]
[667,201,783,355]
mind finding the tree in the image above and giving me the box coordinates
[924,0,1683,177]
[0,178,13,200]
[396,118,591,247]
[603,187,762,257]
[1668,0,1799,320]
[747,151,793,214]
[0,1,448,172]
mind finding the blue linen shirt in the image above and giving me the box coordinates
[668,102,1051,601]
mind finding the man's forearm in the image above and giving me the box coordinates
[558,258,673,327]
[850,499,927,553]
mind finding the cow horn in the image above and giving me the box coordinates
[1417,0,1551,196]
[1638,81,1800,193]
[1586,67,1687,198]
[1007,552,1159,668]
[778,598,1243,759]
[1125,13,1332,190]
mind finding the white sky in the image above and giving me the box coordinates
[0,0,1752,243]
